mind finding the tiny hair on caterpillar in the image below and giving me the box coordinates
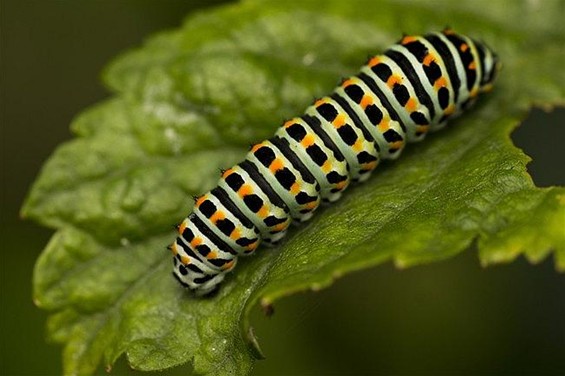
[168,29,500,296]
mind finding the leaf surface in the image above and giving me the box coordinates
[23,0,565,374]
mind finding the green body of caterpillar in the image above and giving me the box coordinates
[170,29,500,295]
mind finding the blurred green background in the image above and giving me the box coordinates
[1,1,564,375]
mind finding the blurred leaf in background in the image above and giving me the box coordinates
[1,1,228,375]
[3,0,565,375]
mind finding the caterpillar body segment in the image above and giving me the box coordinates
[171,30,499,296]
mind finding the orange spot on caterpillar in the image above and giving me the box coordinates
[221,168,234,178]
[222,260,235,271]
[245,240,259,251]
[405,97,417,111]
[273,222,288,232]
[290,182,301,195]
[321,160,332,173]
[206,251,217,260]
[363,161,378,170]
[460,43,469,52]
[257,205,269,218]
[360,95,373,110]
[333,114,346,127]
[368,56,381,67]
[387,74,402,88]
[401,35,417,45]
[304,201,318,210]
[169,243,178,255]
[378,117,390,132]
[417,125,430,133]
[284,118,304,128]
[195,195,207,207]
[178,220,187,235]
[191,237,203,247]
[238,184,253,197]
[230,228,241,240]
[180,255,190,265]
[352,139,363,152]
[434,77,448,89]
[390,140,404,149]
[468,61,477,70]
[251,143,263,153]
[269,158,284,173]
[341,78,356,87]
[210,211,225,224]
[444,104,456,116]
[423,54,435,66]
[314,98,328,107]
[335,181,348,190]
[301,134,315,147]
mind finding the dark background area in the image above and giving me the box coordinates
[1,1,564,375]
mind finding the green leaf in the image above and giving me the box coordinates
[22,0,565,374]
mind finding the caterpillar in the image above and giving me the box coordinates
[169,29,500,296]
